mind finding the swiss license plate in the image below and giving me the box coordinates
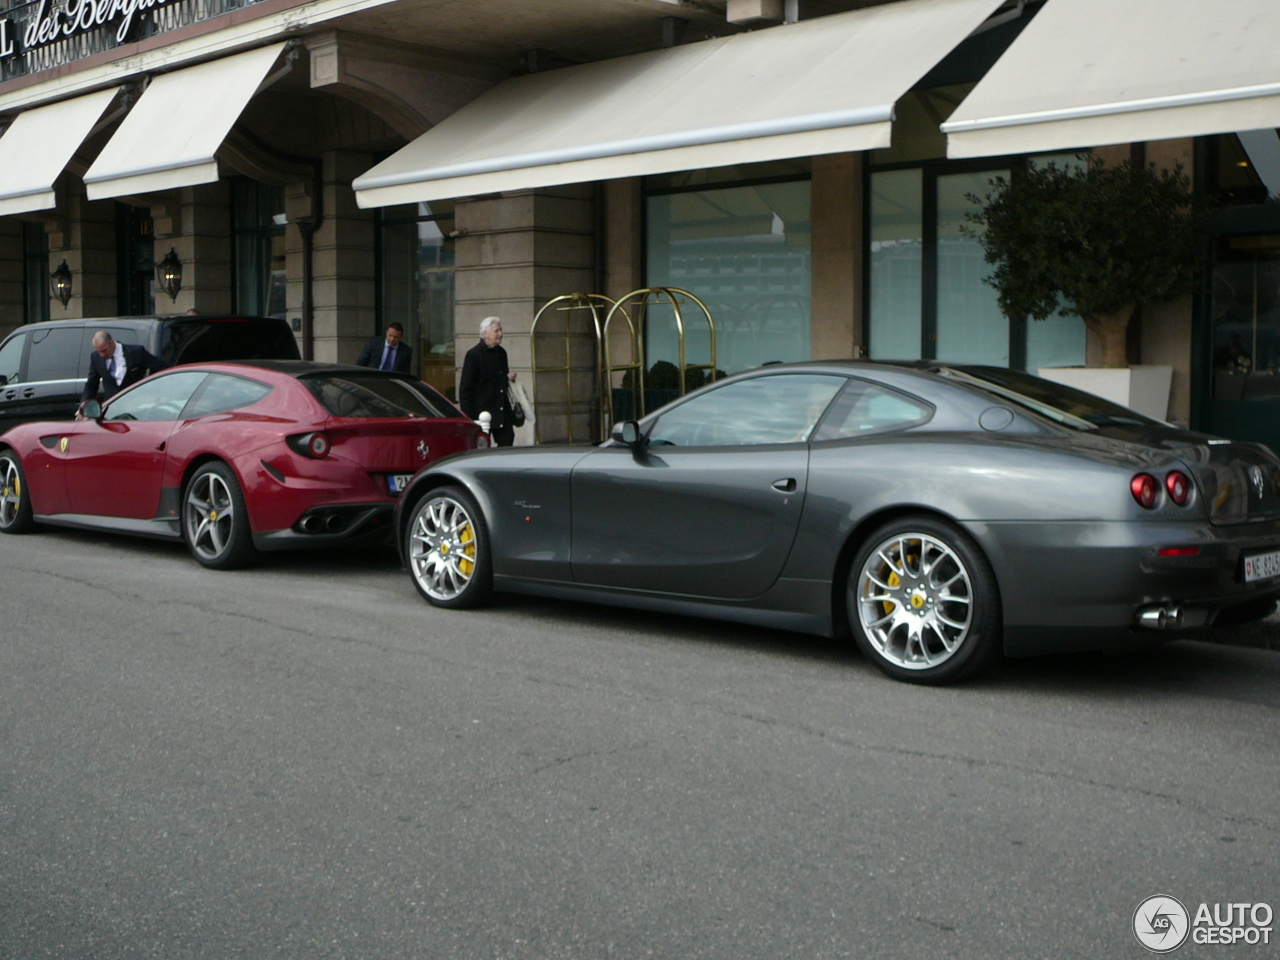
[1243,549,1280,582]
[388,474,414,494]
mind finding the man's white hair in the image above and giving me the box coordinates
[479,316,502,337]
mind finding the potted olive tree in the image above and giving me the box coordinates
[967,157,1200,418]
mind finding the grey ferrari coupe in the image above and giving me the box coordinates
[393,361,1280,684]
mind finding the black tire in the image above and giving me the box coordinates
[182,461,257,570]
[846,516,1001,684]
[0,450,35,534]
[404,485,493,609]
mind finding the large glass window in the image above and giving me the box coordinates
[867,157,1086,371]
[104,372,208,422]
[379,201,456,398]
[868,169,923,361]
[233,179,287,319]
[115,203,155,316]
[648,374,844,447]
[646,179,812,378]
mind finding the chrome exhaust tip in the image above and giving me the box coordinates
[1137,605,1183,630]
[300,515,324,534]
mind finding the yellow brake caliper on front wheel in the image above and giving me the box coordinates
[457,522,475,575]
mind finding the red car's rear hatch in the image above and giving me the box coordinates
[1176,441,1280,524]
[325,419,480,474]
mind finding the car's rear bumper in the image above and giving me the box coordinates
[252,502,394,552]
[970,518,1280,656]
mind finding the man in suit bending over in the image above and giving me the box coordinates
[356,323,413,373]
[82,331,167,402]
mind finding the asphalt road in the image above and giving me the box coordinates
[1,528,1277,959]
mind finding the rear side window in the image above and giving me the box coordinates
[164,320,301,364]
[184,373,273,418]
[26,327,83,382]
[0,333,27,385]
[303,374,454,419]
[812,380,933,441]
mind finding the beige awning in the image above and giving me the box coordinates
[943,0,1280,158]
[0,87,121,216]
[354,0,1004,208]
[84,43,287,200]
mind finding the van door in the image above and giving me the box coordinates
[0,332,29,434]
[22,325,85,422]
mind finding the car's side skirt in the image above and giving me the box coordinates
[34,513,182,541]
[494,575,834,637]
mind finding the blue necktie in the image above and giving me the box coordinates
[381,346,394,371]
[107,358,115,377]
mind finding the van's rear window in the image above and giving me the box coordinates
[303,375,457,419]
[164,321,301,364]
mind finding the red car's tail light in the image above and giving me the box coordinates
[287,432,330,459]
[1165,470,1190,505]
[1131,473,1158,508]
[1158,546,1200,557]
[475,433,490,450]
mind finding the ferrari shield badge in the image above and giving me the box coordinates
[59,436,68,453]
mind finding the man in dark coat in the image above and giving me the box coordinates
[81,331,167,402]
[459,316,517,447]
[356,323,413,373]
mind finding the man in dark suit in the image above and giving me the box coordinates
[356,323,413,373]
[81,331,167,402]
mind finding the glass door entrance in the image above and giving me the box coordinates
[1206,235,1280,449]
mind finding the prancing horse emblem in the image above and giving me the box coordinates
[417,440,430,461]
[1249,464,1266,499]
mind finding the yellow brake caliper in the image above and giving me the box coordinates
[457,522,475,575]
[883,569,899,616]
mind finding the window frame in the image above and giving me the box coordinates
[809,376,936,443]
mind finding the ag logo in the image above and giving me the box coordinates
[1134,895,1190,953]
[1249,464,1266,499]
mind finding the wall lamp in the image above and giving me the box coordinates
[156,247,183,302]
[50,260,72,307]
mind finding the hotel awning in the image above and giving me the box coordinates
[353,0,1005,208]
[942,0,1280,159]
[84,43,287,201]
[0,87,121,217]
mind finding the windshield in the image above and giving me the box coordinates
[303,374,457,419]
[164,320,301,364]
[938,366,1159,430]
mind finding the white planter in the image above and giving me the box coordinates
[1036,365,1173,421]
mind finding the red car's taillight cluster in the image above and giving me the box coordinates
[1131,470,1192,509]
[287,432,330,459]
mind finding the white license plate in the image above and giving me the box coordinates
[1243,549,1280,582]
[388,474,414,494]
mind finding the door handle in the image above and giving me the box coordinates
[771,478,797,493]
[155,441,166,451]
[21,388,34,398]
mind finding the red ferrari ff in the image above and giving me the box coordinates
[0,360,484,568]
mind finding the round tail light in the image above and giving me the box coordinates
[1131,473,1158,508]
[476,433,490,449]
[1165,470,1190,506]
[308,433,329,457]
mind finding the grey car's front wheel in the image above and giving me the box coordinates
[0,451,35,534]
[183,462,257,570]
[406,486,493,609]
[848,517,1001,684]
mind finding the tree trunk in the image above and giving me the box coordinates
[1083,305,1136,368]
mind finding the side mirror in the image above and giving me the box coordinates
[611,420,643,448]
[78,399,102,420]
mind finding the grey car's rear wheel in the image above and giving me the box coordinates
[0,451,34,534]
[406,486,492,608]
[183,462,256,570]
[848,517,1000,684]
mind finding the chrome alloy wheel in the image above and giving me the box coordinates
[0,457,21,528]
[409,495,479,602]
[856,532,973,671]
[185,470,236,561]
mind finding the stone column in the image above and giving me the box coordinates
[454,186,596,444]
[46,184,115,319]
[811,152,864,360]
[151,182,234,315]
[310,150,377,364]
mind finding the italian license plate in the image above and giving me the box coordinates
[388,474,414,494]
[1243,549,1280,582]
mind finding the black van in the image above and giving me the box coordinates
[0,315,300,432]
